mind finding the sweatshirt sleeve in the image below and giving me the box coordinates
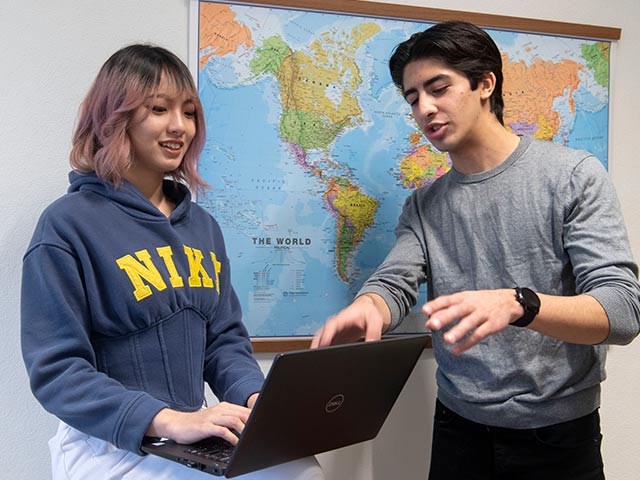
[563,156,640,344]
[21,241,168,454]
[202,255,265,406]
[357,192,429,330]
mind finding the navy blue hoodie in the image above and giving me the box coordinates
[21,171,264,454]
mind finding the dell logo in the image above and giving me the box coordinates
[325,394,345,413]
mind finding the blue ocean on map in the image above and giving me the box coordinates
[567,99,609,168]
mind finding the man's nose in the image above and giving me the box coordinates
[415,95,437,118]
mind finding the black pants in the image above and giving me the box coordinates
[428,399,605,480]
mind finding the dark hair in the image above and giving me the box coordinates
[389,21,505,125]
[70,44,208,191]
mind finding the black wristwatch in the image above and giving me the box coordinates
[512,287,540,327]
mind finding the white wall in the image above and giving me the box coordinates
[1,1,638,479]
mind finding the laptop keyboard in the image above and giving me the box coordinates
[185,437,235,462]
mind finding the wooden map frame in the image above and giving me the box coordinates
[193,0,620,352]
[209,0,620,40]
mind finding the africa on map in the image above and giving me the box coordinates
[195,1,610,337]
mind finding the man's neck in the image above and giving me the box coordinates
[449,122,521,175]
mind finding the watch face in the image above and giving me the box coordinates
[513,287,540,327]
[521,287,541,311]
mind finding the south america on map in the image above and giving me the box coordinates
[196,1,610,336]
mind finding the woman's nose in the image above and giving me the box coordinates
[167,110,186,135]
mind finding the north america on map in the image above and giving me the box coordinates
[196,1,610,336]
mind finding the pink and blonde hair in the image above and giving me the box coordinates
[70,44,208,192]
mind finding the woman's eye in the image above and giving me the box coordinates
[184,110,196,118]
[150,105,167,113]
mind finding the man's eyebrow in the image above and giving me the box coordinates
[402,74,451,100]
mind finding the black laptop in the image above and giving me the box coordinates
[142,334,429,477]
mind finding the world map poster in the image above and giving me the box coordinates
[193,0,611,337]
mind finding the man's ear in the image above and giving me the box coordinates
[479,72,496,100]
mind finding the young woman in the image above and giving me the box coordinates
[21,44,324,480]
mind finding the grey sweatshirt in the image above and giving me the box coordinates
[359,135,640,428]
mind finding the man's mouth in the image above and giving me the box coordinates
[425,123,446,140]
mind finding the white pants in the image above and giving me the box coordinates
[50,422,325,480]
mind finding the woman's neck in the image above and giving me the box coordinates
[124,172,175,217]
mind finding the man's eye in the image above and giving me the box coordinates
[432,86,448,95]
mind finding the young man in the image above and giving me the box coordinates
[312,21,640,479]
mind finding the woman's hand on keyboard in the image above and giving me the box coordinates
[146,402,251,445]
